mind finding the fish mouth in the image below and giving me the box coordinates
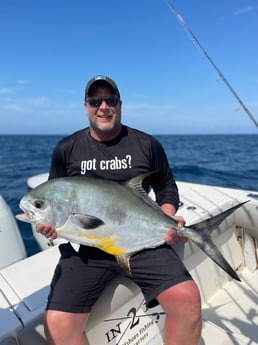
[16,213,32,223]
[16,205,39,223]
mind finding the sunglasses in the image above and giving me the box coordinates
[86,96,119,107]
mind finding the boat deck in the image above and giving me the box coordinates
[202,268,258,344]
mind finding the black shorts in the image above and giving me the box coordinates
[46,242,192,313]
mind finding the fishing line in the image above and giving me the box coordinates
[164,0,258,128]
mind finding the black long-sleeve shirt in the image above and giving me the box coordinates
[49,125,179,210]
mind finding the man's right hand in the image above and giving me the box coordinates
[36,224,57,240]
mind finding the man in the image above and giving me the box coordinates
[37,75,202,345]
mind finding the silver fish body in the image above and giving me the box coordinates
[16,174,245,281]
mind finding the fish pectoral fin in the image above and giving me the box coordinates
[116,254,132,275]
[71,213,104,229]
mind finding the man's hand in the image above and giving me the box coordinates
[36,224,57,240]
[160,203,188,244]
[164,215,188,244]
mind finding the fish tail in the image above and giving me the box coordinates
[189,229,241,281]
[190,201,248,233]
[181,201,248,282]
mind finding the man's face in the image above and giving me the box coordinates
[85,84,122,139]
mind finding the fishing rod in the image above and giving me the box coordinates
[165,0,258,128]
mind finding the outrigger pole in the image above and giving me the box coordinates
[165,0,258,128]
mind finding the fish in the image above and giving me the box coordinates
[16,173,246,281]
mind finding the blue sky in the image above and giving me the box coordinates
[1,0,258,135]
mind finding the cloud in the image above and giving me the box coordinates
[233,6,256,16]
[0,96,52,112]
[0,80,29,96]
[17,80,29,85]
[54,87,76,94]
[0,88,13,95]
[123,101,178,112]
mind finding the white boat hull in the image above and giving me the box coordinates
[0,195,26,270]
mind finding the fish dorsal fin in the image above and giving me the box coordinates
[126,172,167,215]
[126,172,153,195]
[71,213,104,229]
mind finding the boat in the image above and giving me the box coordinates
[0,195,27,270]
[1,173,258,345]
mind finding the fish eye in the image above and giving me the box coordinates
[34,199,44,209]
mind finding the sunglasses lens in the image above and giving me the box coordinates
[87,97,102,107]
[105,96,119,106]
[87,96,119,107]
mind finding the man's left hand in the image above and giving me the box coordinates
[164,215,188,244]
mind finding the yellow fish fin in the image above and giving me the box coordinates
[116,254,131,275]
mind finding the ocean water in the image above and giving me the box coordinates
[0,134,257,256]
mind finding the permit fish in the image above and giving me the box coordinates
[16,174,246,281]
